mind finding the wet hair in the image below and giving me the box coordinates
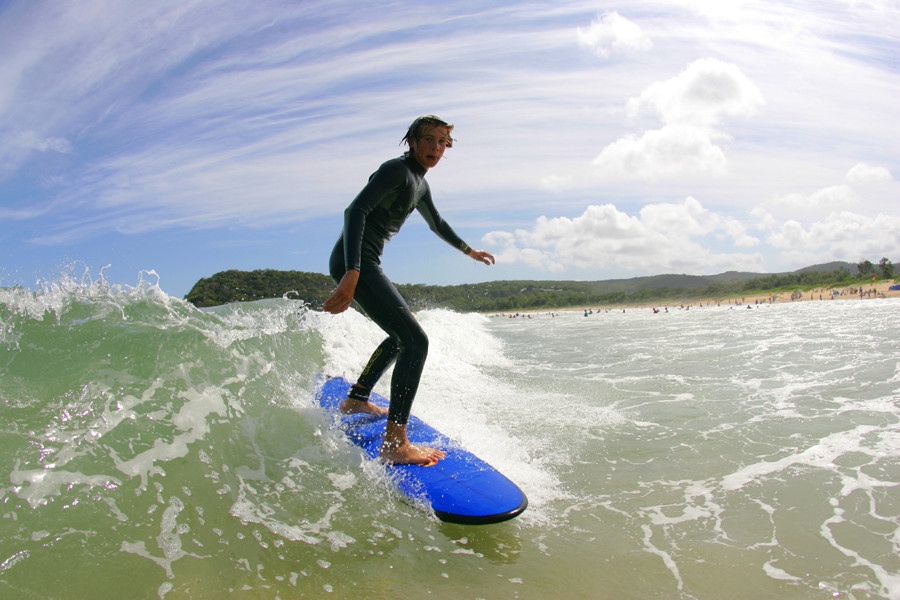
[402,115,454,155]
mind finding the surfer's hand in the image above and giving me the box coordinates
[323,270,359,314]
[467,249,495,266]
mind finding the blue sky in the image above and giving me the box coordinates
[2,0,898,299]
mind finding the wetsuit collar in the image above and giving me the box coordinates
[403,154,428,176]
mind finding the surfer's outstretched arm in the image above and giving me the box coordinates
[466,248,495,266]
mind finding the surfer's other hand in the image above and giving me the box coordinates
[323,270,359,314]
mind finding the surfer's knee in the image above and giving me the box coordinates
[411,328,428,356]
[394,315,428,358]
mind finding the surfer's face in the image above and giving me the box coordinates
[411,125,450,170]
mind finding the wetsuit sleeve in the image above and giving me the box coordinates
[343,161,405,271]
[417,190,471,255]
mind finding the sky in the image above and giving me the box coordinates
[2,0,898,299]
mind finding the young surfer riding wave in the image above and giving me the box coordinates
[323,115,495,466]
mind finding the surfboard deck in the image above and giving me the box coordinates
[316,376,527,525]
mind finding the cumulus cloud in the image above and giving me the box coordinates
[763,185,860,220]
[577,12,652,58]
[483,230,564,272]
[482,197,761,274]
[592,124,728,180]
[845,163,893,184]
[594,58,764,181]
[627,58,764,126]
[765,211,900,264]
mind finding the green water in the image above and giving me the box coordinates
[2,280,899,599]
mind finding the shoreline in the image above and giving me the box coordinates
[487,279,899,315]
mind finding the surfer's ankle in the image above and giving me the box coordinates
[347,383,371,401]
[381,423,445,465]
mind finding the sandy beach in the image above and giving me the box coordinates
[654,278,900,309]
[492,279,899,315]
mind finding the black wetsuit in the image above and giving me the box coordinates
[329,155,471,425]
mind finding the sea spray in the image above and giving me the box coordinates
[2,277,899,599]
[2,278,560,598]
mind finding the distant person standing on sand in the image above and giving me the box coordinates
[323,115,495,466]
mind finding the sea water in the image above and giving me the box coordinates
[1,275,899,599]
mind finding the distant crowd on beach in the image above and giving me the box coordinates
[489,279,898,318]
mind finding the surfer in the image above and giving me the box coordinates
[323,115,495,466]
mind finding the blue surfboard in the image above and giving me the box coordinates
[316,376,527,525]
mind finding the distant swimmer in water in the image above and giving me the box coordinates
[323,116,495,466]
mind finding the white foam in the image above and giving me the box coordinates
[763,562,800,582]
[111,386,228,489]
[720,425,880,492]
[9,465,121,509]
[313,307,568,526]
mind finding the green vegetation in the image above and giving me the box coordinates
[184,269,336,308]
[184,259,894,312]
[862,257,894,279]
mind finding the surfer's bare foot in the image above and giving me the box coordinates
[339,397,388,417]
[380,421,446,466]
[380,442,446,466]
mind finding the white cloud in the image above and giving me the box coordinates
[764,185,860,220]
[482,231,564,271]
[766,211,900,263]
[15,131,72,153]
[640,196,759,247]
[482,198,762,275]
[592,124,728,180]
[845,163,893,184]
[593,58,763,181]
[2,1,899,294]
[0,205,50,221]
[577,12,652,58]
[626,58,764,127]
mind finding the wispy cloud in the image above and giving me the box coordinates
[1,0,898,294]
[14,131,72,154]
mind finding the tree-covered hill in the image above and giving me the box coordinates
[183,260,890,312]
[184,269,336,308]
